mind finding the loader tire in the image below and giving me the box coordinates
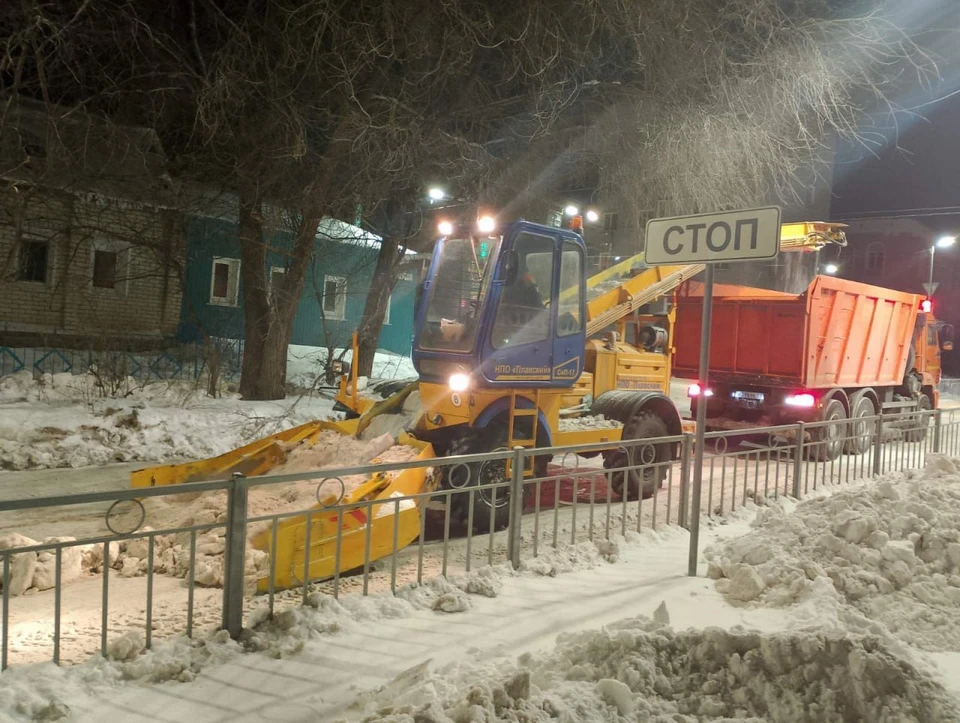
[603,410,669,500]
[447,423,547,534]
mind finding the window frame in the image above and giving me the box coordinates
[322,275,347,321]
[268,266,286,303]
[209,256,241,307]
[16,235,52,285]
[89,239,130,294]
[490,231,555,350]
[557,241,585,338]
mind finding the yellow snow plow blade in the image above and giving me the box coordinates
[130,420,333,488]
[252,427,436,592]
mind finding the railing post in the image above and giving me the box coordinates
[508,447,525,570]
[678,433,693,529]
[934,409,942,454]
[872,414,884,477]
[792,422,804,499]
[222,473,249,639]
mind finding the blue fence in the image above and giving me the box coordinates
[0,340,244,383]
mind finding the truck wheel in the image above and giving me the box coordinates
[604,410,669,500]
[809,398,846,461]
[447,423,546,534]
[844,393,876,455]
[904,393,932,443]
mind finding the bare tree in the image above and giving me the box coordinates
[1,0,935,399]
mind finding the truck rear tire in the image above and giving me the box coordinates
[844,392,876,455]
[603,410,669,500]
[809,398,847,461]
[904,393,932,443]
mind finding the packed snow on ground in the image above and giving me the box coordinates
[357,616,956,722]
[286,344,417,390]
[0,371,335,471]
[707,454,960,653]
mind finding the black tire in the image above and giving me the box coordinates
[604,410,670,500]
[447,422,546,534]
[904,393,932,443]
[809,398,847,461]
[844,393,876,455]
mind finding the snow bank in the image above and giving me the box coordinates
[708,454,960,651]
[355,614,957,722]
[557,414,623,432]
[286,345,416,390]
[0,371,334,470]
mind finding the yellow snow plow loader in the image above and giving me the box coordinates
[130,418,436,592]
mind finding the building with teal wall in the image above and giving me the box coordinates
[177,212,418,356]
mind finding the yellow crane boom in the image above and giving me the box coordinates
[578,221,846,337]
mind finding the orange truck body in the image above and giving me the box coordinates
[675,276,922,391]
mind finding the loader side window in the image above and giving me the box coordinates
[491,232,554,349]
[557,242,583,336]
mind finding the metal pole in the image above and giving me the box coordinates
[934,408,942,454]
[792,422,805,499]
[678,433,692,528]
[929,246,936,293]
[222,473,248,639]
[508,447,525,570]
[687,264,714,577]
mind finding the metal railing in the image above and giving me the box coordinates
[0,407,950,669]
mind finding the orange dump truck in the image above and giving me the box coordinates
[674,275,947,458]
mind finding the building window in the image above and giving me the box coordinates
[322,275,346,320]
[92,250,119,289]
[18,238,49,283]
[865,243,885,273]
[210,257,241,306]
[383,293,392,325]
[269,266,286,301]
[603,212,619,232]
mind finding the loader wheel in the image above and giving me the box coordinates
[844,393,876,455]
[904,393,932,443]
[809,398,846,461]
[448,423,547,534]
[604,410,669,500]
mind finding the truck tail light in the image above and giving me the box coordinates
[688,384,713,398]
[921,299,932,313]
[785,393,816,408]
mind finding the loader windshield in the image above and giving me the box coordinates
[419,235,501,352]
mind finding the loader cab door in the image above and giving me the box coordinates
[482,226,586,386]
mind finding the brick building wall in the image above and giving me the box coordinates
[0,185,184,346]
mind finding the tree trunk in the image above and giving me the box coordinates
[356,234,401,378]
[237,189,321,400]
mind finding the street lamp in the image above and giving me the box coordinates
[427,187,445,201]
[564,204,579,217]
[824,263,839,275]
[929,235,956,295]
[585,209,600,223]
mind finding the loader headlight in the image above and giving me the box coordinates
[448,373,470,392]
[331,360,350,375]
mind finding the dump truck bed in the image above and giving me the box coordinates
[674,275,922,390]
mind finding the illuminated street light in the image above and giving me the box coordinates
[437,220,454,236]
[929,235,957,296]
[477,215,496,233]
[585,210,600,223]
[564,204,579,217]
[428,187,445,201]
[824,263,839,275]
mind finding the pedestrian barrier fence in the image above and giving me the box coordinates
[0,407,950,669]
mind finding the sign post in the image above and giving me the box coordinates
[645,206,781,576]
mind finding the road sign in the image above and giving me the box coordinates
[645,206,782,265]
[923,282,939,296]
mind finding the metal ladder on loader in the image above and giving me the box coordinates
[507,389,541,475]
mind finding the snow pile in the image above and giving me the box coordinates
[286,345,416,390]
[355,614,956,722]
[557,414,623,432]
[0,371,335,470]
[518,537,623,577]
[0,534,87,597]
[707,454,960,651]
